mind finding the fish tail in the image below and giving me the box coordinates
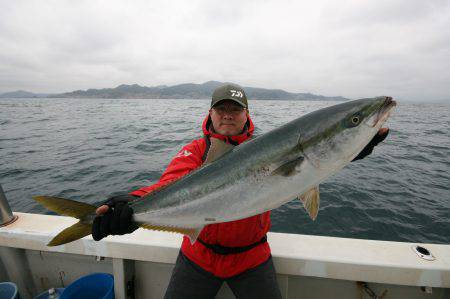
[33,196,96,246]
[47,221,92,246]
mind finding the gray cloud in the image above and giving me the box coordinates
[0,0,449,102]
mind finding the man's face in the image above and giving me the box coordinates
[209,100,249,136]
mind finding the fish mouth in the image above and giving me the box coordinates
[372,96,397,127]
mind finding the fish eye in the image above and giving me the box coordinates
[351,116,360,125]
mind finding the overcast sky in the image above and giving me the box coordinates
[1,0,449,102]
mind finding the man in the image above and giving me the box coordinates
[92,84,389,298]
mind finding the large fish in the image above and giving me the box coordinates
[34,96,396,246]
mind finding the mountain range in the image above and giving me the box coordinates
[0,81,348,101]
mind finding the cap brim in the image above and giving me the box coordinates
[211,98,247,108]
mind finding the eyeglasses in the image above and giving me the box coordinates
[212,105,246,115]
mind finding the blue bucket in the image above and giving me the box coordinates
[60,273,114,299]
[33,288,64,299]
[0,282,19,299]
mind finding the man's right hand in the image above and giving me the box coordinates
[92,194,139,241]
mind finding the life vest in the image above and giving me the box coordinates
[131,114,271,278]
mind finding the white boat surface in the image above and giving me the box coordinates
[0,212,449,299]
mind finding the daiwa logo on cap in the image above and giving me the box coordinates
[230,90,244,98]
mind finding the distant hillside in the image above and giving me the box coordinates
[48,81,348,101]
[0,90,48,98]
[0,82,349,101]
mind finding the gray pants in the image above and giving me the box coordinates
[164,251,282,299]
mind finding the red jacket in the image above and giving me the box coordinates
[130,115,271,278]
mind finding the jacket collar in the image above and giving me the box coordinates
[202,114,254,145]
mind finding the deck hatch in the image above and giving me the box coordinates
[412,245,436,261]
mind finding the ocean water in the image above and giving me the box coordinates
[0,98,449,244]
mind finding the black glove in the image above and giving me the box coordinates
[92,194,139,241]
[352,128,389,162]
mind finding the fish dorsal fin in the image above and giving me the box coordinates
[299,186,320,220]
[140,223,203,244]
[143,138,234,198]
[204,137,235,164]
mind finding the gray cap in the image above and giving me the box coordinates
[211,84,248,108]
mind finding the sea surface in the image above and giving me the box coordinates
[1,98,449,244]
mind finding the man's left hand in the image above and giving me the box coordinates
[352,128,389,161]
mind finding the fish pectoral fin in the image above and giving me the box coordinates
[204,138,235,164]
[140,224,204,244]
[272,156,304,177]
[299,186,320,221]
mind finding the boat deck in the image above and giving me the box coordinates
[1,212,449,298]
